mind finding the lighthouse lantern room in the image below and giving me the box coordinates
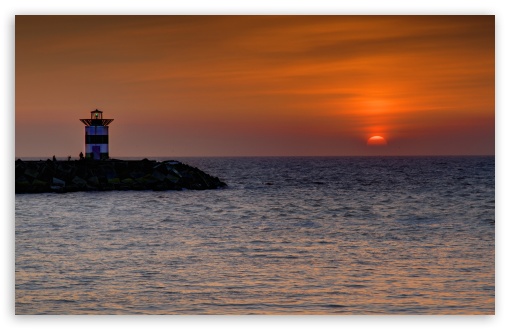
[79,109,114,160]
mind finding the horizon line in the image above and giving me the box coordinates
[15,154,496,160]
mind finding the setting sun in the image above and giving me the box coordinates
[367,136,387,146]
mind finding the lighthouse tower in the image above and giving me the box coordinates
[79,109,114,160]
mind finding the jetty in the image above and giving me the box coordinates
[15,158,227,193]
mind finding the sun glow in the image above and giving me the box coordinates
[367,135,387,146]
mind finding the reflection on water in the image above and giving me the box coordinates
[15,157,494,314]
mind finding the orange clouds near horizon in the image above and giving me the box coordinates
[15,15,494,158]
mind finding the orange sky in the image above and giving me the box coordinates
[15,15,494,157]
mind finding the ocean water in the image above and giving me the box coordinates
[15,156,495,314]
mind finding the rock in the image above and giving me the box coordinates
[108,178,121,185]
[166,173,180,183]
[88,176,99,186]
[152,169,167,182]
[171,168,182,177]
[100,164,117,179]
[153,163,169,175]
[52,177,66,187]
[72,176,88,187]
[24,168,39,179]
[15,176,31,193]
[14,159,227,194]
[129,171,145,179]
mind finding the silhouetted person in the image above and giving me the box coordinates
[52,155,56,162]
[79,152,84,160]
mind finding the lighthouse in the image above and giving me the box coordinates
[79,109,114,160]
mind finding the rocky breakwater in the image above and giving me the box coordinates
[15,158,227,193]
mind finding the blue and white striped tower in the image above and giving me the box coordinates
[79,109,114,160]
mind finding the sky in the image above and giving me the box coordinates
[15,15,495,157]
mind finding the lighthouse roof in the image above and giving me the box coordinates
[80,109,113,126]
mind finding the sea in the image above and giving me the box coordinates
[15,156,495,315]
